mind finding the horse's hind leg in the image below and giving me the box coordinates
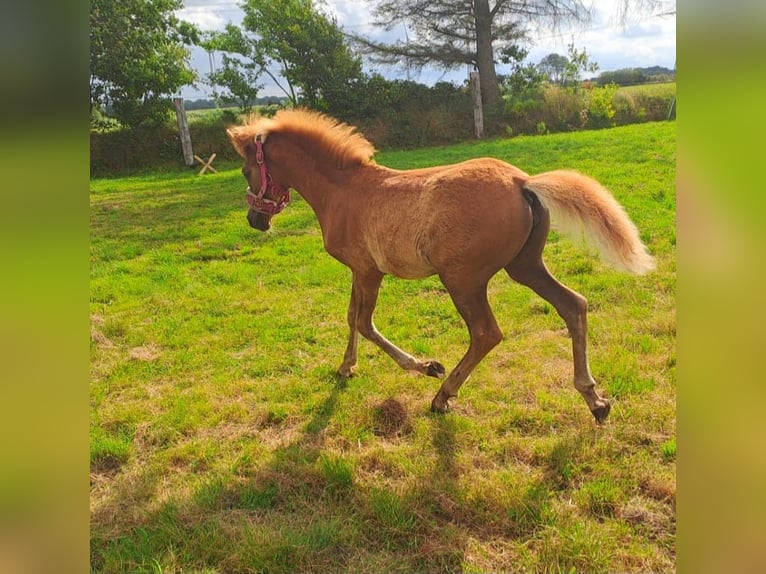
[507,259,610,422]
[505,193,610,423]
[342,270,446,378]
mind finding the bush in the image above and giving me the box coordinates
[90,79,675,176]
[585,84,618,129]
[613,84,676,125]
[505,97,544,136]
[631,90,674,122]
[339,75,473,149]
[90,107,122,133]
[90,118,244,177]
[503,81,675,136]
[540,85,587,132]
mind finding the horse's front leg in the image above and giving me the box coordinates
[345,270,446,378]
[338,284,359,377]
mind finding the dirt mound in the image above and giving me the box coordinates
[373,398,413,438]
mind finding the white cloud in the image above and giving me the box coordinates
[177,8,227,31]
[176,1,241,31]
[526,3,676,72]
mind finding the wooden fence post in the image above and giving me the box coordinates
[470,71,484,139]
[173,97,194,167]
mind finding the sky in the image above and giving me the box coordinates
[175,0,676,100]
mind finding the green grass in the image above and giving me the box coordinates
[90,121,676,573]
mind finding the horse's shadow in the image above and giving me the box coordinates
[221,372,470,571]
[94,369,592,572]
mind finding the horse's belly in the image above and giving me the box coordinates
[383,258,437,279]
[370,241,436,279]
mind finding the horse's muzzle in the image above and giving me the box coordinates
[247,208,271,231]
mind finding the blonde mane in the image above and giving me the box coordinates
[228,108,376,169]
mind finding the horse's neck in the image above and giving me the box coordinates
[270,138,348,224]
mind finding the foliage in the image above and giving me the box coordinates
[89,0,199,128]
[355,0,591,107]
[201,24,262,113]
[500,45,547,102]
[585,83,619,129]
[613,83,676,125]
[184,96,285,111]
[500,45,548,134]
[236,0,363,113]
[536,44,599,89]
[539,53,570,86]
[562,41,600,88]
[90,107,122,133]
[89,82,675,175]
[90,122,676,572]
[597,68,650,86]
[541,84,588,132]
[89,115,244,177]
[208,56,261,113]
[505,43,598,133]
[338,75,473,148]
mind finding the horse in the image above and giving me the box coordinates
[227,109,655,423]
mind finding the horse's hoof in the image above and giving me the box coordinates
[336,365,356,379]
[430,398,451,414]
[425,361,446,378]
[591,401,611,424]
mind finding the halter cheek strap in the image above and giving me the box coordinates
[246,134,291,215]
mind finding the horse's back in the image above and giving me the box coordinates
[355,159,535,280]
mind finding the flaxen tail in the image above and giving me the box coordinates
[524,170,655,274]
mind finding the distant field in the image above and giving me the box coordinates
[90,121,676,573]
[617,82,676,97]
[185,105,269,125]
[185,106,239,118]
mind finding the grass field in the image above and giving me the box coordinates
[90,121,676,572]
[617,82,676,98]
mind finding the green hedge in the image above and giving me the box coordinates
[505,83,676,136]
[90,121,244,177]
[90,82,675,177]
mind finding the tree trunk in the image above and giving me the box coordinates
[473,0,501,107]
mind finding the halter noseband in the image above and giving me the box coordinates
[246,134,291,215]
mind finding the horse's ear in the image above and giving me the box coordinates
[226,127,255,160]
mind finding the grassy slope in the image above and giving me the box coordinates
[90,121,676,573]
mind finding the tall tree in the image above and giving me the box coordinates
[201,24,262,113]
[90,0,199,128]
[538,53,569,86]
[236,0,363,113]
[355,0,592,107]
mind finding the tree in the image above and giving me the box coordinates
[207,53,262,113]
[355,0,592,108]
[596,68,648,86]
[561,42,599,88]
[538,53,569,86]
[498,44,547,130]
[90,0,199,128]
[234,0,363,113]
[536,43,599,88]
[201,24,262,113]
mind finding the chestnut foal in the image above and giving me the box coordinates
[227,109,654,423]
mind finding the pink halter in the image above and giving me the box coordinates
[246,134,291,215]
